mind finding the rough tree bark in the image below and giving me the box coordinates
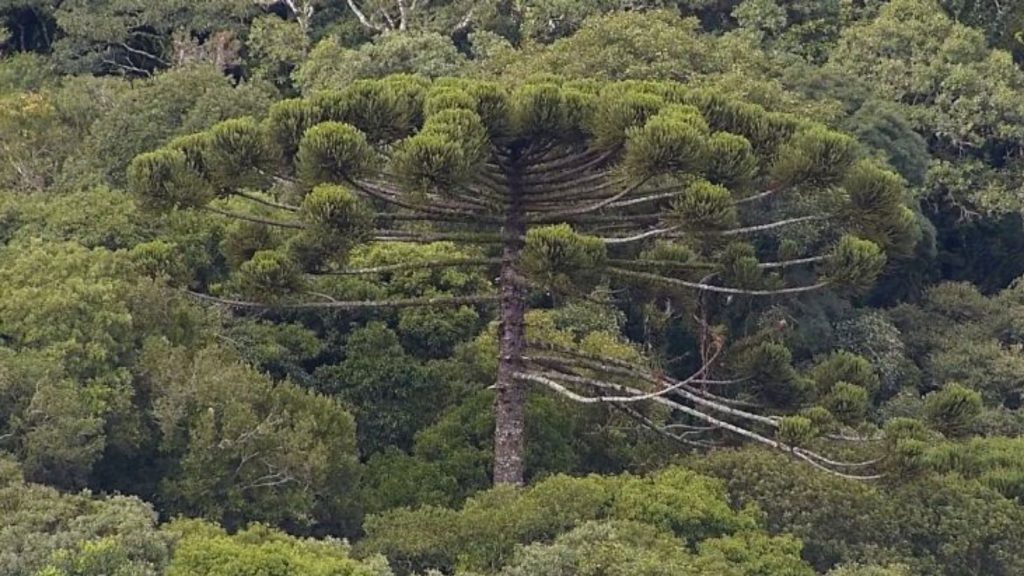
[494,159,527,486]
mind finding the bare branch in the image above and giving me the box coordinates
[758,255,826,269]
[601,225,682,245]
[346,0,384,32]
[526,147,619,178]
[530,369,777,427]
[607,267,830,296]
[202,206,305,229]
[613,403,717,449]
[609,258,718,271]
[317,258,501,276]
[517,371,883,480]
[396,0,409,30]
[453,7,475,33]
[535,178,652,222]
[526,354,759,410]
[735,186,784,205]
[185,290,499,310]
[719,215,824,236]
[350,179,484,218]
[608,189,687,209]
[229,189,300,212]
[372,231,505,244]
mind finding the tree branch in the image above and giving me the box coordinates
[601,225,682,245]
[718,215,824,236]
[317,258,501,275]
[372,231,505,244]
[202,206,305,229]
[229,189,300,212]
[607,267,829,296]
[516,371,883,480]
[346,0,384,32]
[185,290,499,310]
[758,255,826,269]
[534,178,651,222]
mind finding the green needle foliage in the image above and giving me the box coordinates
[129,74,918,485]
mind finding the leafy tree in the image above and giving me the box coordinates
[0,238,214,489]
[164,520,391,576]
[2,186,146,249]
[247,14,310,93]
[939,0,1024,61]
[63,64,275,187]
[0,89,67,192]
[130,74,915,486]
[0,457,171,576]
[336,0,479,37]
[694,447,1024,575]
[826,565,912,576]
[889,280,1024,409]
[138,340,361,532]
[359,466,772,574]
[499,520,813,576]
[485,11,719,81]
[51,0,257,75]
[828,0,1024,216]
[314,322,445,454]
[294,32,466,94]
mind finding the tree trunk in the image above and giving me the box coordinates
[493,169,527,486]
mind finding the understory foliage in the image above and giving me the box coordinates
[2,1,1024,575]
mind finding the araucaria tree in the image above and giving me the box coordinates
[129,75,918,485]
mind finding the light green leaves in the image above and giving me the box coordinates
[522,224,607,296]
[825,236,886,295]
[393,108,489,189]
[297,122,374,184]
[772,127,859,187]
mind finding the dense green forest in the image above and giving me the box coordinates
[3,0,1024,574]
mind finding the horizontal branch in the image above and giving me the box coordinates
[609,258,718,271]
[349,179,485,218]
[719,215,824,236]
[522,170,616,194]
[203,206,305,229]
[607,267,829,296]
[525,147,618,179]
[372,231,505,244]
[528,353,760,410]
[735,186,784,205]
[534,178,650,222]
[374,212,498,224]
[601,225,682,245]
[523,178,625,207]
[530,368,776,427]
[185,290,499,310]
[758,255,826,269]
[562,214,662,225]
[614,403,718,449]
[229,189,300,212]
[317,258,501,276]
[608,189,687,209]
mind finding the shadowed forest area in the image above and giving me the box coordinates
[3,1,1024,574]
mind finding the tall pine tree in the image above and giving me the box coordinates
[130,75,918,485]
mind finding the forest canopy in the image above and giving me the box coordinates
[3,1,1024,575]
